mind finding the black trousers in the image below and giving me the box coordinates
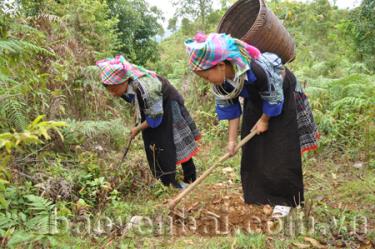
[159,158,196,187]
[141,98,196,188]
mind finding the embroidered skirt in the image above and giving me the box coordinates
[141,98,200,180]
[171,101,201,164]
[294,85,319,154]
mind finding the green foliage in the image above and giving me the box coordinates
[0,115,66,153]
[0,39,54,56]
[0,13,57,132]
[0,0,157,247]
[269,0,359,77]
[0,193,64,248]
[306,74,375,158]
[107,0,163,65]
[346,0,375,71]
[0,0,373,247]
[0,116,65,220]
[56,0,120,57]
[0,0,122,125]
[1,98,27,131]
[234,233,267,249]
[172,0,213,31]
[337,174,375,205]
[62,118,129,148]
[77,174,111,206]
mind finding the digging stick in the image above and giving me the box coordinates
[168,129,258,210]
[120,134,133,163]
[119,121,142,166]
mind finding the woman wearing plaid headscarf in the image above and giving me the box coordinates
[185,33,318,217]
[96,55,201,189]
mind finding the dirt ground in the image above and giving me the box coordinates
[163,181,374,248]
[170,183,279,236]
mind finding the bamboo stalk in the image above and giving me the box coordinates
[168,130,257,210]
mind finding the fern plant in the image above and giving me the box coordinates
[0,16,56,133]
[0,115,67,247]
[306,74,375,159]
[0,194,64,248]
[62,119,129,148]
[0,39,54,56]
[1,97,27,131]
[24,195,56,234]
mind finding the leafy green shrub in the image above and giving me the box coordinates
[306,74,375,159]
[62,119,129,149]
[0,115,66,153]
[0,115,66,213]
[0,194,68,248]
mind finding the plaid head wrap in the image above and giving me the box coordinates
[96,55,156,85]
[184,32,261,72]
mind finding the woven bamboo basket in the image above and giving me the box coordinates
[217,0,296,64]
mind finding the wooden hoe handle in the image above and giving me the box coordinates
[167,130,257,210]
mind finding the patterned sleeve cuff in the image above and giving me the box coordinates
[216,102,242,120]
[246,69,257,83]
[262,100,283,117]
[145,115,163,128]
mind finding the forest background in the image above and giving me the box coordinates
[0,0,374,248]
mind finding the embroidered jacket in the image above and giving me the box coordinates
[215,53,285,120]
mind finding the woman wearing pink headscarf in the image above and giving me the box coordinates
[96,55,201,189]
[185,33,318,217]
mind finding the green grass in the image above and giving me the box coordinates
[337,174,375,206]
